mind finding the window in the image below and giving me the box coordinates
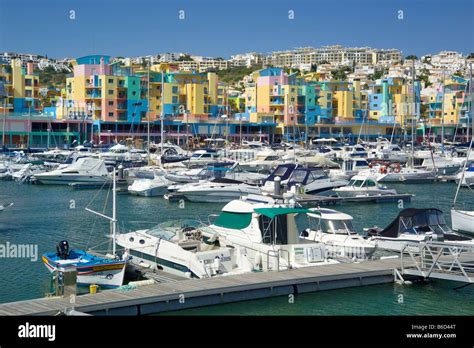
[108,90,113,95]
[374,104,378,107]
[108,101,113,106]
[373,112,378,115]
[172,96,178,103]
[108,112,114,117]
[108,78,113,83]
[172,86,178,93]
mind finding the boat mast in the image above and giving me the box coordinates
[84,170,119,257]
[112,168,117,256]
[2,98,6,146]
[453,62,473,206]
[441,69,446,153]
[160,70,165,157]
[467,63,472,143]
[410,60,416,167]
[147,61,151,165]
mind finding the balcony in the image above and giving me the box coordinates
[86,94,102,99]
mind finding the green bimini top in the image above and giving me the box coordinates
[214,211,253,229]
[254,207,317,219]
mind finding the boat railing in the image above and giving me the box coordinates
[266,248,290,272]
[400,240,474,283]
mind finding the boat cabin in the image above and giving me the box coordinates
[304,208,357,236]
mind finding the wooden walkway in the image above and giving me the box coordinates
[0,258,403,316]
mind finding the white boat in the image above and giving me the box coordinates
[413,153,464,176]
[34,158,110,185]
[329,158,370,181]
[11,163,46,183]
[200,199,339,271]
[340,144,368,159]
[238,151,280,173]
[124,165,167,183]
[98,144,145,164]
[359,163,436,183]
[184,150,220,168]
[166,162,266,185]
[128,175,171,197]
[370,143,409,163]
[303,208,376,259]
[451,209,474,235]
[333,175,397,198]
[116,219,253,278]
[176,178,261,203]
[454,164,474,187]
[366,208,473,252]
[286,167,348,194]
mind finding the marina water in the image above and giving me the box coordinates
[1,180,473,315]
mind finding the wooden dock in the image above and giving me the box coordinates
[0,258,404,316]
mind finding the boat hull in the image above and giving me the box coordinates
[42,255,126,288]
[35,175,110,185]
[451,209,474,234]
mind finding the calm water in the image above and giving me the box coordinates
[0,180,473,315]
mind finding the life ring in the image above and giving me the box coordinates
[393,166,401,173]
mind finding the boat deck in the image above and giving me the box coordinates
[0,258,403,316]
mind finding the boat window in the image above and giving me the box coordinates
[320,219,356,235]
[265,156,279,161]
[273,166,288,177]
[366,180,377,187]
[146,224,177,240]
[291,170,307,183]
[355,160,367,167]
[349,180,364,187]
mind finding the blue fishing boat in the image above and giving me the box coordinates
[42,241,126,288]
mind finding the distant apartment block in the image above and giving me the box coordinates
[266,46,402,70]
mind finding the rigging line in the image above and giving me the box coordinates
[84,178,109,210]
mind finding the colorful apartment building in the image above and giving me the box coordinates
[420,77,471,140]
[0,58,40,113]
[243,68,389,140]
[368,77,420,127]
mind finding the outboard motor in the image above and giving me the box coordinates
[56,240,70,260]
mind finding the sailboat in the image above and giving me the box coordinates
[42,169,127,288]
[451,63,474,235]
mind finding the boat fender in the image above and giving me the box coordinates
[128,279,155,287]
[255,252,262,270]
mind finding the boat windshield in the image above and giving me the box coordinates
[146,220,202,240]
[298,215,356,235]
[349,179,364,187]
[320,219,357,235]
[290,170,307,183]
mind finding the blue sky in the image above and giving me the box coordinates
[0,0,472,59]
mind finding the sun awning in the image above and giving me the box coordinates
[254,207,317,219]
